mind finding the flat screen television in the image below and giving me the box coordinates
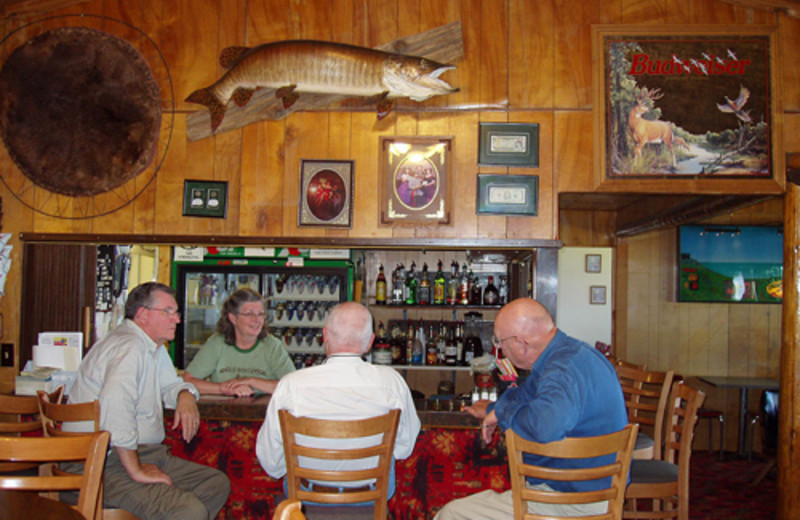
[678,225,783,303]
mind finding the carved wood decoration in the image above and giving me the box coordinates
[0,26,161,197]
[185,21,464,142]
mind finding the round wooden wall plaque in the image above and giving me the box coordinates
[0,26,161,197]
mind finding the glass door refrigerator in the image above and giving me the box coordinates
[171,247,353,369]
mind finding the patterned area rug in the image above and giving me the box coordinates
[690,451,776,520]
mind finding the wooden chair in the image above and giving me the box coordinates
[623,382,706,520]
[37,390,140,520]
[273,498,307,520]
[278,409,400,520]
[614,365,674,460]
[0,431,110,520]
[505,423,638,520]
[0,393,48,473]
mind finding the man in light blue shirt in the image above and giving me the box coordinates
[68,282,230,520]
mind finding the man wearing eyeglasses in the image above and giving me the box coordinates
[435,297,627,519]
[67,282,230,520]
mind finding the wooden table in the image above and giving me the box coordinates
[697,375,779,456]
[0,489,85,520]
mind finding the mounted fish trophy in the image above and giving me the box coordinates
[186,39,459,133]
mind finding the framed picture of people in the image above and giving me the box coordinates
[380,136,451,224]
[592,25,782,190]
[298,159,354,227]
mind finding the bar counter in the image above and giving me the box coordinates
[164,395,508,520]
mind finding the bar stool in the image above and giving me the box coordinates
[697,408,725,460]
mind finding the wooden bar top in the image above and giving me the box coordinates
[189,394,481,429]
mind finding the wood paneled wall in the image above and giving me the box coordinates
[2,1,799,397]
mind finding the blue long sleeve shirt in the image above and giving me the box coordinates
[488,329,628,492]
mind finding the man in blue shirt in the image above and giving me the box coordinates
[434,298,628,519]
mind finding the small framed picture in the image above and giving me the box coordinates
[585,254,602,273]
[478,122,540,167]
[182,180,228,218]
[298,159,354,227]
[476,174,538,216]
[590,285,607,305]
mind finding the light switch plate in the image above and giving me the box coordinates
[1,343,13,367]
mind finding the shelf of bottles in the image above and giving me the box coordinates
[371,315,494,371]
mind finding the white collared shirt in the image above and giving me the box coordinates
[66,319,199,449]
[256,355,421,482]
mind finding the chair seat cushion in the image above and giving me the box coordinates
[635,432,654,450]
[630,459,678,484]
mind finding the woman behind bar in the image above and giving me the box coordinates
[183,288,295,396]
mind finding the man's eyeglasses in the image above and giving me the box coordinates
[147,307,181,319]
[237,311,267,320]
[491,335,518,349]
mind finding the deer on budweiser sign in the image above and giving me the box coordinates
[628,87,688,169]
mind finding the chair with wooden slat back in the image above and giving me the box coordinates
[0,431,110,520]
[506,423,639,520]
[37,390,140,520]
[623,382,706,520]
[0,392,53,473]
[278,409,400,520]
[614,365,674,461]
[272,498,307,520]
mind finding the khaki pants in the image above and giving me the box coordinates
[65,444,230,520]
[434,485,608,519]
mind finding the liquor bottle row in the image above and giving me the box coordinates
[371,318,488,367]
[375,260,507,306]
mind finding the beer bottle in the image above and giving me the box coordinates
[433,260,446,305]
[375,264,387,305]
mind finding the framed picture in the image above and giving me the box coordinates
[298,159,354,227]
[585,254,602,273]
[182,180,227,218]
[380,136,450,224]
[592,25,777,181]
[590,285,607,305]
[478,123,539,166]
[476,174,538,215]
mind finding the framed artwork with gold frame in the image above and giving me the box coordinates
[380,136,451,224]
[298,159,354,228]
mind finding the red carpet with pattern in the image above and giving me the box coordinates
[689,451,776,520]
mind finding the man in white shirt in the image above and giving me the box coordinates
[256,301,421,498]
[67,282,230,520]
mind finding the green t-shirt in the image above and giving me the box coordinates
[186,333,295,384]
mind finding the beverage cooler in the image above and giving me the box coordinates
[171,247,353,369]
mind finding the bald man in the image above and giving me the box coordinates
[256,302,421,498]
[435,298,628,519]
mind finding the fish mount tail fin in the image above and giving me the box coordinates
[185,87,227,132]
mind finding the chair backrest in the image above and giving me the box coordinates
[0,393,41,434]
[662,382,705,517]
[278,409,400,520]
[37,389,101,436]
[614,365,674,458]
[0,431,110,520]
[272,498,307,520]
[506,423,638,520]
[0,393,44,473]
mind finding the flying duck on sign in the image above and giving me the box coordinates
[186,40,459,132]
